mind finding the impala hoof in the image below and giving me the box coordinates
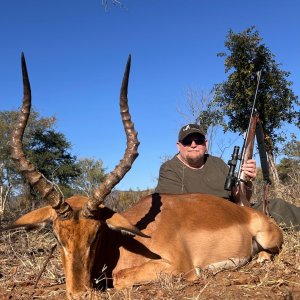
[257,251,272,262]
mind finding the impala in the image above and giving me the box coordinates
[5,54,283,299]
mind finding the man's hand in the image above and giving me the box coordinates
[232,159,256,206]
[241,159,257,181]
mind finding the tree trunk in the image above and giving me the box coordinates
[267,150,280,186]
[0,183,11,224]
[29,184,37,210]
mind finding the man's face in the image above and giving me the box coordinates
[177,133,207,167]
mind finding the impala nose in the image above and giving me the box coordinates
[68,291,92,300]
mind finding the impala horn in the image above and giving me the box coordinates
[10,53,72,219]
[82,55,139,218]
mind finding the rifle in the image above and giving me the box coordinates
[224,114,258,207]
[224,71,271,211]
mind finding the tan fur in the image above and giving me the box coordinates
[10,193,283,298]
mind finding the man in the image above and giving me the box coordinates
[155,124,300,230]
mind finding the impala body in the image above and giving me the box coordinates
[13,193,283,296]
[6,54,283,299]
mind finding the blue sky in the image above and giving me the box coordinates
[1,0,299,190]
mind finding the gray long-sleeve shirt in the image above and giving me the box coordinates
[155,154,231,199]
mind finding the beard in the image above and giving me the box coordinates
[186,152,204,168]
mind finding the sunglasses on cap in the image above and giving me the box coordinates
[181,137,206,146]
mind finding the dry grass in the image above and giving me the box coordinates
[0,223,299,300]
[0,180,299,299]
[252,169,300,208]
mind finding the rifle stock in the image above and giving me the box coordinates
[236,115,258,207]
[239,115,259,183]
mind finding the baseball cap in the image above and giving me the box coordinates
[178,124,206,142]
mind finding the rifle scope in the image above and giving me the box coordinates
[224,146,240,191]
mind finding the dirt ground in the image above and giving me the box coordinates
[1,264,300,300]
[0,225,299,300]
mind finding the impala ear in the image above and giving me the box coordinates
[106,213,150,238]
[2,206,55,232]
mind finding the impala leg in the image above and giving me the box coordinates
[113,259,175,289]
[252,214,284,259]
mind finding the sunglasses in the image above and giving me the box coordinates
[181,137,206,147]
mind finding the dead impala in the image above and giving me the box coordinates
[4,54,283,299]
